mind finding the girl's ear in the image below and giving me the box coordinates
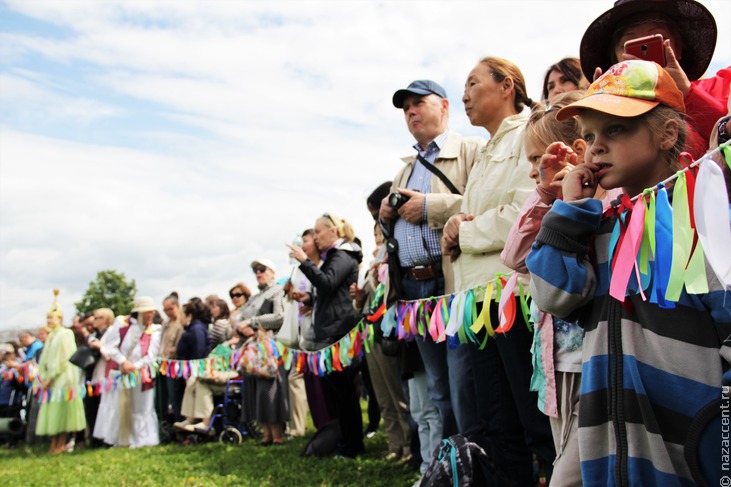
[572,139,587,163]
[658,118,680,151]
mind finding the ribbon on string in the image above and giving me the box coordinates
[650,184,676,308]
[445,292,462,337]
[666,173,693,301]
[495,275,517,334]
[694,159,731,287]
[381,304,396,338]
[610,195,646,301]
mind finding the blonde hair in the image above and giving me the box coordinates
[319,213,355,242]
[480,56,539,113]
[94,308,115,327]
[526,91,585,150]
[640,105,686,171]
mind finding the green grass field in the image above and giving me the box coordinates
[0,405,421,486]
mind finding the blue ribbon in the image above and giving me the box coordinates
[651,184,675,309]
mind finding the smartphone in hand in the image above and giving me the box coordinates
[624,34,666,66]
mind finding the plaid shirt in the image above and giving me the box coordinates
[393,132,447,267]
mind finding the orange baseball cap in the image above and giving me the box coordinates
[557,60,685,120]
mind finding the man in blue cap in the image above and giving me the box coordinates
[380,79,484,477]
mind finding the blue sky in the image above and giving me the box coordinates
[1,0,729,331]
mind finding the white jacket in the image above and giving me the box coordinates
[453,113,534,295]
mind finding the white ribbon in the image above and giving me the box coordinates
[694,160,731,287]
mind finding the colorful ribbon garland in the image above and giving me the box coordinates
[607,143,731,305]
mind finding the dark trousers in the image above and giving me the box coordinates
[156,375,185,422]
[324,365,364,457]
[470,299,555,486]
[304,373,333,430]
[84,394,102,446]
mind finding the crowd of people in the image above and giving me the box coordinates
[3,0,731,485]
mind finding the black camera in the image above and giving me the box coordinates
[389,192,410,209]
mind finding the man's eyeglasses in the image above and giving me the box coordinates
[230,292,245,299]
[253,266,268,274]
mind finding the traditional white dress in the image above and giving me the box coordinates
[93,318,161,448]
[92,319,123,444]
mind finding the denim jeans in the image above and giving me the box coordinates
[409,371,442,474]
[401,271,479,438]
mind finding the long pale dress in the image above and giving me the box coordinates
[95,319,162,447]
[35,326,86,436]
[92,319,125,443]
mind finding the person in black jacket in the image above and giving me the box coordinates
[288,212,364,458]
[173,297,211,431]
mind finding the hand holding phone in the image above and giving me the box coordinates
[624,34,666,67]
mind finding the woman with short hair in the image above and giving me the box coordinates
[236,259,287,446]
[174,298,213,432]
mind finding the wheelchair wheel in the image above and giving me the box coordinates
[219,426,243,445]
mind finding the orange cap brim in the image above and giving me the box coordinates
[556,94,660,121]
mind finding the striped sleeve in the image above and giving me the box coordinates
[526,198,603,319]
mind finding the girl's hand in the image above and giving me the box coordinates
[286,244,307,263]
[562,163,599,202]
[547,164,578,201]
[539,142,576,184]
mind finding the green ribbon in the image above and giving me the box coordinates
[517,281,532,333]
[324,348,332,374]
[722,145,731,171]
[666,173,691,301]
[640,189,655,276]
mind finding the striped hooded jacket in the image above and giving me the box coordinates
[526,197,731,487]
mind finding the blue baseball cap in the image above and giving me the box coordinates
[392,80,448,108]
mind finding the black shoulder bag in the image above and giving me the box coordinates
[416,154,461,196]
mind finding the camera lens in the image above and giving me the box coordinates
[389,193,401,207]
[641,44,648,52]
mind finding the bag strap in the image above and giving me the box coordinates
[416,154,461,195]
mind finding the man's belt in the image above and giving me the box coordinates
[402,263,439,281]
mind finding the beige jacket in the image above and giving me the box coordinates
[453,113,534,296]
[390,130,486,293]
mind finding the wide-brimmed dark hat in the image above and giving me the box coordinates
[579,0,717,81]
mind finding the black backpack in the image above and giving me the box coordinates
[420,435,510,487]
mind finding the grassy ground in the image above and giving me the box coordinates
[0,403,420,486]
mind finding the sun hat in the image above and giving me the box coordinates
[131,296,157,313]
[392,80,448,109]
[251,258,277,274]
[557,60,685,121]
[579,0,717,82]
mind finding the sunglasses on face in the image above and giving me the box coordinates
[253,266,267,274]
[230,292,245,299]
